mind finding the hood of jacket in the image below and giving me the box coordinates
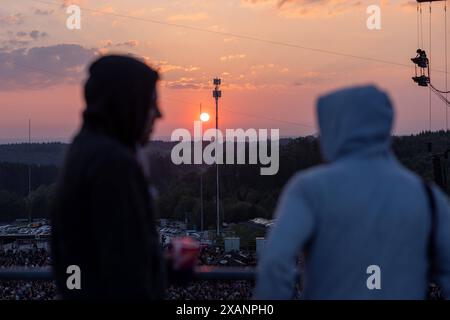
[317,85,394,162]
[82,55,159,148]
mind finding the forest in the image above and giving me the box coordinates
[0,131,449,228]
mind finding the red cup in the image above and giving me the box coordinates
[170,237,200,271]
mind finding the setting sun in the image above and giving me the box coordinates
[200,112,210,122]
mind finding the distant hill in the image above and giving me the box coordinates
[0,132,449,224]
[0,143,67,166]
[0,138,295,167]
[0,141,177,167]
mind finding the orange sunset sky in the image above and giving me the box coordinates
[0,0,449,142]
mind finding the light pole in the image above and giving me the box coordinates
[199,104,209,232]
[200,169,203,232]
[213,78,222,236]
[28,119,32,223]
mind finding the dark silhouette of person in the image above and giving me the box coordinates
[51,55,164,299]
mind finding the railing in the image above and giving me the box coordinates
[0,268,53,281]
[194,266,257,281]
[0,266,258,282]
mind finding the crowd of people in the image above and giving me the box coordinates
[167,246,257,300]
[0,281,56,300]
[197,246,257,267]
[167,281,253,300]
[0,245,443,300]
[0,245,260,300]
[0,248,56,300]
[0,248,51,268]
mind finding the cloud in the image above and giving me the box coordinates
[61,0,85,8]
[34,8,54,15]
[29,30,49,40]
[241,0,363,18]
[167,12,209,22]
[0,39,31,51]
[0,44,98,91]
[220,54,246,62]
[251,63,275,70]
[0,13,25,26]
[16,31,28,37]
[400,1,417,11]
[223,37,236,43]
[292,71,332,86]
[100,40,139,48]
[1,30,49,51]
[15,30,48,40]
[117,40,139,48]
[164,77,207,90]
[99,40,113,47]
[149,60,200,74]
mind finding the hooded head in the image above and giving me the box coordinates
[83,55,161,147]
[317,85,394,162]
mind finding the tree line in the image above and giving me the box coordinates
[0,131,448,226]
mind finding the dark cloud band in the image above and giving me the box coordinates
[0,44,98,91]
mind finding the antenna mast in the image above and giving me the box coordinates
[28,119,32,223]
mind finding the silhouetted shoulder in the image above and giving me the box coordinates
[286,164,332,189]
[280,164,330,199]
[65,127,142,184]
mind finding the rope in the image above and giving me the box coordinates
[418,3,421,48]
[430,84,450,105]
[28,0,450,73]
[430,83,450,94]
[446,0,449,129]
[421,3,424,48]
[429,2,433,131]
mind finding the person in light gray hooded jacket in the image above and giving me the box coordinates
[255,85,450,299]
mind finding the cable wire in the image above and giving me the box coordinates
[162,97,314,128]
[417,3,421,48]
[430,84,450,105]
[28,0,450,74]
[10,61,315,129]
[445,0,449,129]
[421,3,425,48]
[429,2,433,130]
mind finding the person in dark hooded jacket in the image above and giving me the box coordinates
[51,55,165,299]
[255,85,450,299]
